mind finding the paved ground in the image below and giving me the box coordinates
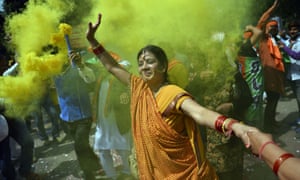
[8,90,300,180]
[243,91,300,180]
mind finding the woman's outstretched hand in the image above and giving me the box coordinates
[86,13,102,46]
[231,123,259,148]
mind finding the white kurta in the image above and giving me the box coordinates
[93,78,131,150]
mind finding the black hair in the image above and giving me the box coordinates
[288,19,300,30]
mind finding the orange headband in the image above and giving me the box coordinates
[266,20,278,29]
[243,31,253,39]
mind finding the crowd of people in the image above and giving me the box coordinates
[1,0,300,180]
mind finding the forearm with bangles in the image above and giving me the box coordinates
[258,140,276,159]
[258,140,295,176]
[90,42,120,70]
[215,115,238,136]
[92,44,106,55]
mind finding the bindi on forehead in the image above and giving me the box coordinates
[139,51,156,60]
[140,50,147,60]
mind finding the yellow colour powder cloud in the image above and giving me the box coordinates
[1,0,253,117]
[0,0,72,117]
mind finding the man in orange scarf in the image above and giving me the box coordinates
[257,1,285,133]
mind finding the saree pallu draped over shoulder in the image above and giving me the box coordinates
[130,75,218,180]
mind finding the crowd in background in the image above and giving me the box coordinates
[0,0,300,180]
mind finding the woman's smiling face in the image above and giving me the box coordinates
[138,50,161,81]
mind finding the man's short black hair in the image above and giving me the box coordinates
[288,19,300,30]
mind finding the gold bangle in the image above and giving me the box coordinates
[222,118,232,134]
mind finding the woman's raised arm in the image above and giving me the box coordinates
[86,13,131,85]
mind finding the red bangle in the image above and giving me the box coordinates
[93,44,105,55]
[258,141,276,159]
[215,115,227,133]
[272,153,294,176]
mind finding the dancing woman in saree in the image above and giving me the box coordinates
[86,13,258,180]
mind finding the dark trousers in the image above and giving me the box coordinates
[289,79,300,116]
[264,91,280,133]
[66,118,101,179]
[0,137,16,179]
[7,117,34,176]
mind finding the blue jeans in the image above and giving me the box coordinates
[6,117,34,176]
[0,137,16,180]
[67,118,101,179]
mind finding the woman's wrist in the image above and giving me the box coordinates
[92,44,106,55]
[230,122,243,136]
[226,118,238,131]
[214,115,238,136]
[88,39,100,48]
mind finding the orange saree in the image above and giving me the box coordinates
[130,75,218,180]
